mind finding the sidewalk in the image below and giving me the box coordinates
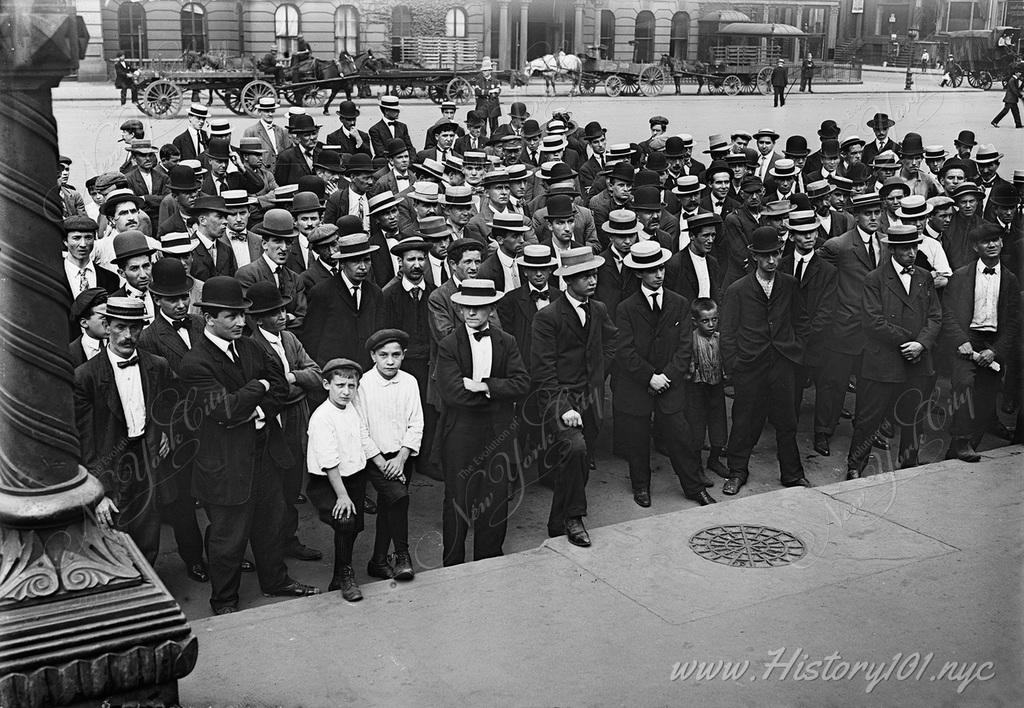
[179,445,1022,707]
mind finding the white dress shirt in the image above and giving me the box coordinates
[108,348,146,438]
[529,284,551,310]
[228,230,253,267]
[81,334,104,360]
[341,270,362,308]
[353,368,424,455]
[893,257,913,294]
[65,257,97,296]
[970,260,1000,331]
[401,276,425,300]
[792,251,813,281]
[262,253,282,287]
[496,248,521,292]
[259,327,290,374]
[123,283,155,322]
[161,310,192,348]
[187,126,203,156]
[306,400,380,477]
[857,227,878,266]
[466,324,493,380]
[261,121,279,153]
[347,187,370,231]
[688,249,712,298]
[641,285,664,313]
[428,253,447,285]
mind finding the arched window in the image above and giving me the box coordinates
[633,11,654,63]
[445,7,467,38]
[335,5,359,55]
[118,1,147,59]
[275,4,301,56]
[181,3,207,53]
[670,12,689,59]
[391,5,413,61]
[599,10,615,59]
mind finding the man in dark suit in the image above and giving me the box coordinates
[613,241,714,508]
[846,225,942,476]
[632,185,677,254]
[123,140,169,223]
[302,232,385,371]
[242,95,292,174]
[770,59,788,107]
[700,162,739,219]
[73,297,175,565]
[179,276,319,613]
[274,114,321,187]
[453,111,487,154]
[324,100,372,157]
[476,211,530,293]
[942,223,1021,461]
[416,121,459,165]
[171,103,209,162]
[366,190,404,287]
[296,223,340,298]
[371,139,414,198]
[189,195,238,281]
[593,209,641,320]
[532,189,601,253]
[69,288,109,366]
[436,279,530,565]
[368,95,415,159]
[576,121,608,194]
[717,175,764,289]
[861,113,899,168]
[201,138,265,197]
[665,212,721,301]
[531,247,618,547]
[815,192,886,455]
[720,227,811,495]
[806,179,853,247]
[235,208,306,329]
[587,161,634,238]
[991,68,1023,127]
[323,153,375,227]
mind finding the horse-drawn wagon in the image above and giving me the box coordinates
[520,49,666,97]
[939,26,1022,90]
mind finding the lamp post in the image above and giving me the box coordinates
[904,26,919,90]
[0,2,196,705]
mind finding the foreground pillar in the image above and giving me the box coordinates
[0,2,196,705]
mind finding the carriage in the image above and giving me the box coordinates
[575,55,668,97]
[938,26,1022,90]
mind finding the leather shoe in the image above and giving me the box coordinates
[845,469,861,480]
[286,541,323,561]
[212,605,237,615]
[813,433,830,456]
[366,557,394,580]
[633,488,651,508]
[329,566,362,602]
[264,579,321,598]
[871,433,890,450]
[707,457,730,479]
[564,517,591,547]
[783,477,813,488]
[950,440,981,463]
[186,562,208,583]
[392,551,415,581]
[722,476,743,495]
[685,490,717,506]
[240,559,255,573]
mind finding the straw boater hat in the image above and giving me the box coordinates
[554,246,604,277]
[160,232,198,255]
[416,215,452,240]
[623,240,671,270]
[368,190,402,216]
[880,223,924,246]
[451,279,502,307]
[895,195,933,221]
[390,237,430,256]
[331,234,379,261]
[601,209,643,236]
[94,296,148,322]
[516,244,558,269]
[784,210,820,232]
[672,175,704,196]
[487,212,531,232]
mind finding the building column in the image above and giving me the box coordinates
[483,0,492,58]
[73,0,106,80]
[574,1,586,54]
[518,0,531,69]
[498,0,510,70]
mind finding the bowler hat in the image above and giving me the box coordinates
[288,192,323,217]
[205,138,232,162]
[385,138,410,158]
[845,162,873,185]
[95,296,148,322]
[289,113,320,134]
[390,237,430,256]
[988,181,1019,207]
[645,152,668,172]
[602,209,643,235]
[332,234,379,260]
[195,276,251,310]
[783,135,810,157]
[631,186,665,211]
[866,113,895,129]
[517,244,558,269]
[545,194,575,220]
[509,102,529,118]
[817,120,841,139]
[313,150,345,173]
[605,162,635,184]
[148,258,195,297]
[879,177,911,199]
[336,100,359,119]
[879,223,924,246]
[168,164,201,192]
[521,119,543,139]
[634,169,662,189]
[623,240,670,270]
[344,153,375,174]
[465,110,484,127]
[545,162,578,182]
[296,175,326,202]
[112,230,153,263]
[253,209,298,239]
[553,246,604,277]
[70,288,107,322]
[938,157,969,177]
[954,130,977,147]
[365,328,409,352]
[705,160,732,181]
[748,226,785,253]
[246,281,291,314]
[335,215,367,238]
[664,136,687,158]
[452,279,503,307]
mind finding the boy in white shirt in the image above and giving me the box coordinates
[306,358,388,602]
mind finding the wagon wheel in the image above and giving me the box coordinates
[604,75,624,97]
[217,88,246,115]
[428,82,446,104]
[756,67,773,95]
[240,79,278,116]
[395,84,415,99]
[977,71,993,90]
[140,79,183,118]
[446,76,473,104]
[638,65,666,97]
[578,76,597,95]
[300,87,329,108]
[741,78,757,94]
[722,75,742,96]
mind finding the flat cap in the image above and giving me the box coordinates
[63,215,99,233]
[365,328,410,352]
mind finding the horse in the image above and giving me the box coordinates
[659,54,708,95]
[522,51,582,96]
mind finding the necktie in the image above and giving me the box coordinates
[228,342,240,363]
[78,268,89,294]
[794,258,805,282]
[472,328,491,341]
[440,265,450,284]
[650,292,661,315]
[901,266,914,276]
[440,150,448,163]
[352,285,360,309]
[117,355,139,369]
[578,300,590,327]
[530,289,549,302]
[172,318,189,330]
[270,266,280,288]
[411,287,421,301]
[983,266,996,275]
[867,239,876,266]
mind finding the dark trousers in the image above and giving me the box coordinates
[684,380,728,453]
[816,349,862,436]
[794,364,828,423]
[546,408,598,536]
[800,76,813,91]
[406,357,439,480]
[442,417,510,566]
[773,86,786,107]
[203,436,289,611]
[307,471,366,578]
[118,85,138,105]
[726,351,803,483]
[116,438,162,566]
[617,408,703,497]
[992,102,1022,128]
[514,385,548,481]
[365,453,411,558]
[848,377,932,471]
[160,475,204,567]
[950,331,1003,444]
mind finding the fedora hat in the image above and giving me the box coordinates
[336,100,359,119]
[409,181,440,203]
[378,95,401,111]
[70,288,108,322]
[481,168,511,187]
[545,194,576,220]
[253,208,298,239]
[752,128,780,141]
[664,136,687,158]
[344,153,375,174]
[128,139,158,155]
[897,133,925,158]
[168,164,201,192]
[623,240,670,270]
[783,135,810,157]
[100,188,144,218]
[516,243,558,269]
[509,102,529,119]
[256,96,278,111]
[112,230,153,263]
[849,192,882,210]
[703,134,729,154]
[879,223,924,246]
[672,175,705,196]
[416,215,452,240]
[332,233,379,260]
[582,121,607,141]
[487,211,531,232]
[988,181,1019,207]
[159,232,198,255]
[313,150,345,173]
[439,185,474,206]
[784,210,819,232]
[195,276,251,310]
[188,103,209,119]
[748,225,785,253]
[521,119,543,139]
[817,120,841,139]
[204,138,232,162]
[895,195,933,220]
[769,159,798,179]
[289,191,323,216]
[879,177,911,199]
[761,200,794,218]
[233,136,265,156]
[221,189,256,210]
[805,179,834,200]
[95,296,148,322]
[845,162,873,185]
[973,144,1003,164]
[602,209,643,236]
[954,130,977,147]
[289,113,320,134]
[554,246,604,277]
[308,224,339,248]
[189,195,231,216]
[451,278,502,307]
[923,145,948,161]
[148,258,195,298]
[368,190,401,215]
[390,237,430,256]
[870,150,900,169]
[866,113,895,129]
[246,281,291,315]
[631,186,665,212]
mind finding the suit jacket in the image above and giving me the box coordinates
[860,261,942,382]
[201,168,264,197]
[530,295,618,420]
[369,119,414,159]
[588,190,630,242]
[242,121,292,172]
[779,253,837,366]
[944,212,983,271]
[235,257,306,328]
[301,275,385,370]
[665,248,720,303]
[717,206,761,289]
[324,185,366,227]
[179,333,290,505]
[137,312,205,371]
[382,278,435,362]
[172,128,207,162]
[284,237,309,275]
[816,210,855,247]
[578,155,605,193]
[325,126,372,157]
[68,336,88,368]
[191,235,238,281]
[721,271,805,374]
[818,228,888,354]
[981,176,1014,221]
[497,283,562,365]
[65,263,119,298]
[249,327,321,453]
[594,247,640,321]
[371,169,414,198]
[367,223,399,288]
[73,349,175,506]
[478,250,523,293]
[296,257,334,298]
[158,210,189,237]
[60,186,86,219]
[453,133,486,155]
[941,262,1020,364]
[531,203,601,253]
[612,288,693,416]
[861,138,900,168]
[274,144,317,187]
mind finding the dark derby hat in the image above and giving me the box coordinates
[385,138,410,157]
[336,100,359,119]
[246,280,291,315]
[631,185,665,211]
[817,120,841,139]
[365,328,409,352]
[289,191,324,216]
[897,132,925,158]
[313,150,345,173]
[545,193,575,219]
[148,258,194,298]
[344,153,375,174]
[988,181,1020,207]
[289,113,320,134]
[168,164,201,192]
[253,208,298,239]
[112,230,153,263]
[663,136,687,158]
[845,161,873,185]
[545,161,578,182]
[634,169,662,188]
[521,119,542,139]
[605,162,635,183]
[645,151,668,172]
[205,138,232,162]
[295,175,326,202]
[820,139,841,158]
[748,225,785,253]
[954,129,977,147]
[195,276,251,310]
[783,135,810,157]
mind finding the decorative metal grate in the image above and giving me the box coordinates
[689,525,806,568]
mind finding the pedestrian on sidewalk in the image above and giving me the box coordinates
[800,53,815,93]
[991,69,1023,128]
[770,59,788,108]
[113,51,138,106]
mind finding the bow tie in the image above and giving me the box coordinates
[229,232,247,242]
[472,329,491,341]
[171,318,189,330]
[983,266,997,275]
[901,266,914,276]
[530,289,550,302]
[116,356,139,369]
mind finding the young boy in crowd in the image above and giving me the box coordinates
[355,329,424,582]
[685,297,729,482]
[306,359,390,602]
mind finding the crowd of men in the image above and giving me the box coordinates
[59,95,1023,612]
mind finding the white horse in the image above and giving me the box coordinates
[522,51,583,95]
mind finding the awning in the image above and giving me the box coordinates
[700,11,751,23]
[718,23,806,37]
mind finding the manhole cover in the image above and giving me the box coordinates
[689,525,806,568]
